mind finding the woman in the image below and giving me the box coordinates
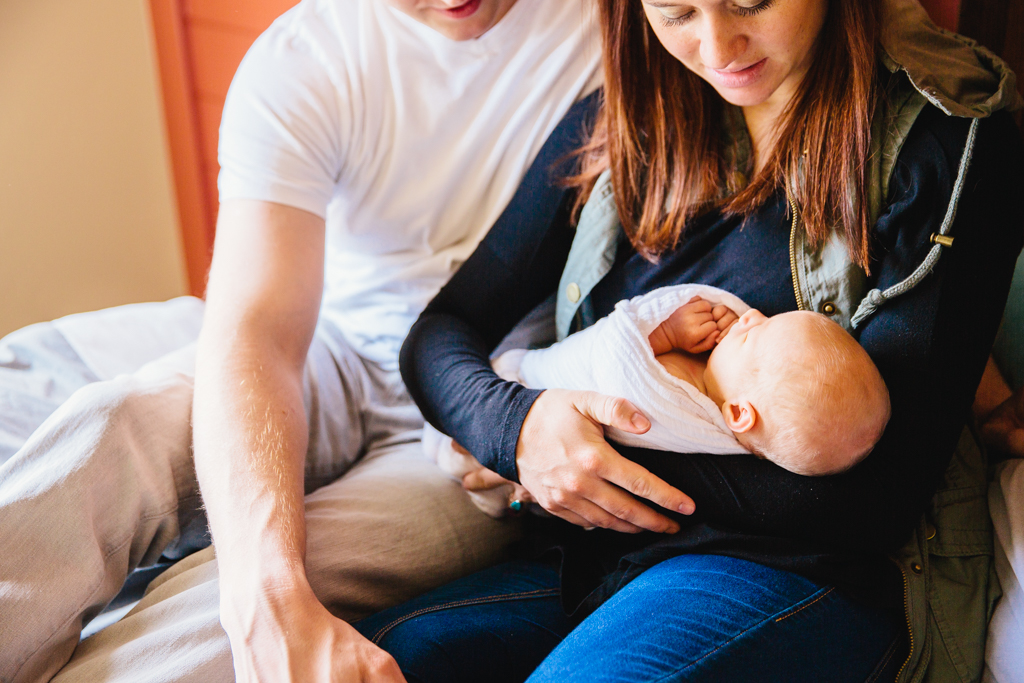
[356,0,1024,680]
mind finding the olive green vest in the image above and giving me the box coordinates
[554,1,1021,680]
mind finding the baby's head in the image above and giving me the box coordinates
[704,309,890,476]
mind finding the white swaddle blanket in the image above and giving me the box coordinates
[424,284,752,517]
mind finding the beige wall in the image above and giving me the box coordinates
[0,0,187,338]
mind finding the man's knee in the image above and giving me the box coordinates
[301,444,523,619]
[59,369,194,441]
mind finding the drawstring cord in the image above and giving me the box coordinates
[851,117,981,328]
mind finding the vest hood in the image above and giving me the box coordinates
[881,0,1022,118]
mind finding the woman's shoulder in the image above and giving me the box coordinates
[871,104,1024,273]
[887,106,1024,213]
[902,105,1021,167]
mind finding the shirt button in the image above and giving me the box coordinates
[566,283,581,304]
[911,562,923,575]
[820,301,837,316]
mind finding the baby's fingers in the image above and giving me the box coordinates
[679,320,720,352]
[679,299,714,316]
[712,304,738,323]
[714,308,739,333]
[688,329,720,353]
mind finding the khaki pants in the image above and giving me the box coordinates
[0,298,521,683]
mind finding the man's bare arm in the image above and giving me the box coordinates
[193,199,404,682]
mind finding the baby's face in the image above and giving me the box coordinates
[704,308,772,402]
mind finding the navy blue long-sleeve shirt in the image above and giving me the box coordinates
[400,93,1024,613]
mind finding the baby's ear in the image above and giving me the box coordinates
[721,400,757,434]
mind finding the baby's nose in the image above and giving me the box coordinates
[737,309,766,328]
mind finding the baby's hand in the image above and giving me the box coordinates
[649,296,725,355]
[712,303,739,337]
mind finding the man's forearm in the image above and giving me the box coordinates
[190,201,404,681]
[193,329,312,625]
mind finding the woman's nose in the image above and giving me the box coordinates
[698,15,747,70]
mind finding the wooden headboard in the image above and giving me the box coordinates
[149,0,297,296]
[148,0,1022,297]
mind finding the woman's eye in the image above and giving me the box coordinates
[657,7,695,26]
[734,0,777,17]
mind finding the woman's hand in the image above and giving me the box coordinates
[974,355,1024,458]
[454,441,536,508]
[515,389,696,533]
[979,387,1024,457]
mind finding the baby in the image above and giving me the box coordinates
[424,284,891,517]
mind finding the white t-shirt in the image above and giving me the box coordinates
[218,0,602,366]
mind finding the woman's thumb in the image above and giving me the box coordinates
[576,391,651,434]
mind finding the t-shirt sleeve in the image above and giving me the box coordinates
[217,15,350,218]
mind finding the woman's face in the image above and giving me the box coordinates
[640,0,828,112]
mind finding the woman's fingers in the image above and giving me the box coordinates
[516,389,693,534]
[564,497,647,533]
[574,391,650,434]
[546,505,614,532]
[599,456,696,516]
[541,452,683,533]
[509,483,535,505]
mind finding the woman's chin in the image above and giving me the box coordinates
[707,83,773,110]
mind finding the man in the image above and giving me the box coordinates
[0,1,602,680]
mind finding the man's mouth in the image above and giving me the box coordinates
[440,0,482,19]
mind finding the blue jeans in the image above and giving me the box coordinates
[354,554,906,683]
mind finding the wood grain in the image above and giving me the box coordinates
[148,0,213,296]
[149,0,297,293]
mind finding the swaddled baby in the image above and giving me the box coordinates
[423,284,891,518]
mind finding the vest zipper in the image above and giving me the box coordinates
[891,559,914,682]
[787,197,807,311]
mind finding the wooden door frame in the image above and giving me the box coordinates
[149,0,214,298]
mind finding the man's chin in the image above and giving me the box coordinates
[420,0,514,42]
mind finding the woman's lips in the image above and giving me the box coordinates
[710,58,768,89]
[440,0,482,19]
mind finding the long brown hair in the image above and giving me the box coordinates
[571,0,882,268]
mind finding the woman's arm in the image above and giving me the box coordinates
[407,105,1022,550]
[401,92,694,534]
[401,94,594,463]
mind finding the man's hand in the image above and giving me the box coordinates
[649,297,737,355]
[225,582,406,683]
[515,389,695,533]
